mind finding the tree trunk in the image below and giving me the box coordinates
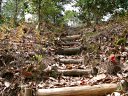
[38,0,41,32]
[95,16,100,25]
[21,1,26,21]
[0,0,2,18]
[37,84,117,96]
[14,0,18,26]
[86,19,91,27]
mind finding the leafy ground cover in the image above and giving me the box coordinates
[0,18,128,96]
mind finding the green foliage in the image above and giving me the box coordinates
[64,10,78,23]
[76,0,128,24]
[31,0,67,25]
[34,54,43,63]
[1,0,128,26]
[115,38,126,45]
[0,16,5,24]
[76,0,115,23]
[2,0,15,18]
[2,0,26,26]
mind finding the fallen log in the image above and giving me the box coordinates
[61,35,81,41]
[37,84,117,96]
[55,47,86,55]
[58,69,90,76]
[59,59,83,64]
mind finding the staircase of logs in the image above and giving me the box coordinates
[54,30,90,77]
[23,29,117,96]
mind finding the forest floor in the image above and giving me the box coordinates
[0,18,128,96]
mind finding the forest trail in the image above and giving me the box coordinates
[54,27,89,77]
[0,24,128,96]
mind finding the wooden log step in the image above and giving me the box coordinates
[55,47,86,55]
[37,84,117,96]
[59,59,83,64]
[54,40,81,47]
[61,42,81,46]
[61,35,81,41]
[58,69,90,76]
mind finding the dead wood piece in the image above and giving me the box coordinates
[55,47,86,55]
[37,84,117,96]
[58,69,90,76]
[61,35,81,41]
[59,59,83,64]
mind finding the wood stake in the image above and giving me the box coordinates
[24,88,32,96]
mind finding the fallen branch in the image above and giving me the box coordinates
[37,84,117,96]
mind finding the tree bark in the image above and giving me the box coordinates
[37,84,117,96]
